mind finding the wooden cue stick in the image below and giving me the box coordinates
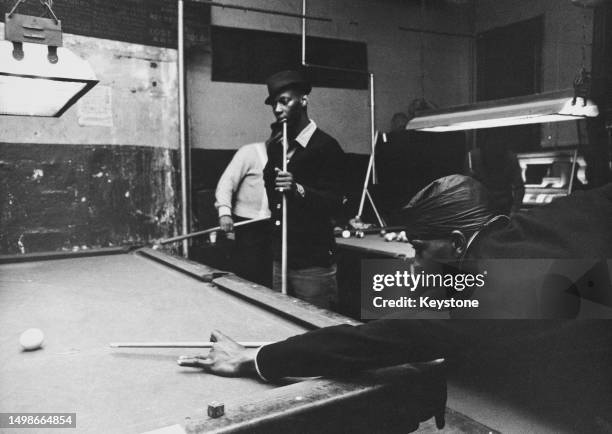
[281,121,288,295]
[157,217,269,245]
[109,341,271,348]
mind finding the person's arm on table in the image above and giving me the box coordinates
[178,318,561,380]
[178,320,481,381]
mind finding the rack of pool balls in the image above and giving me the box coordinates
[338,228,410,242]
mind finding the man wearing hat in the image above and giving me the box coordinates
[261,70,346,309]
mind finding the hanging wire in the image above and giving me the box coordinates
[7,0,59,22]
[7,0,26,16]
[570,2,589,194]
[40,0,59,21]
[410,0,439,114]
[418,0,426,101]
[573,3,591,106]
[581,2,587,70]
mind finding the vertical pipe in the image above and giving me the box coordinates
[178,0,190,257]
[301,0,307,65]
[469,0,477,149]
[369,73,376,182]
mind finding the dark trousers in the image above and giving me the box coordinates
[272,261,338,309]
[231,216,272,287]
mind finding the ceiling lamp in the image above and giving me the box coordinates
[0,3,98,117]
[405,89,599,132]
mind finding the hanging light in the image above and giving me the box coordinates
[0,4,98,117]
[405,89,599,132]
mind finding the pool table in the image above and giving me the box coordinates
[336,234,415,317]
[336,233,416,259]
[0,247,446,434]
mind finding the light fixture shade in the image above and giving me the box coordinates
[0,40,98,117]
[406,90,599,132]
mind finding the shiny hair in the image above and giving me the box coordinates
[398,175,495,239]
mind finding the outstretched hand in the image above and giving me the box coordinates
[177,330,258,377]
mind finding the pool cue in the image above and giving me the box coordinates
[355,130,385,228]
[156,217,269,245]
[281,121,288,295]
[109,341,271,348]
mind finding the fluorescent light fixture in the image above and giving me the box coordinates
[0,41,98,117]
[406,90,599,132]
[1,13,98,117]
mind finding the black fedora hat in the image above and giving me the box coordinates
[264,70,312,105]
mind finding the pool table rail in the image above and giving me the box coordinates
[139,247,361,330]
[184,360,447,434]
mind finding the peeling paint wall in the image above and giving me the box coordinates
[0,25,181,253]
[0,25,179,147]
[0,144,179,254]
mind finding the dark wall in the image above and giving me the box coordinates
[374,131,468,222]
[0,144,179,254]
[211,26,368,89]
[586,2,612,186]
[191,149,235,231]
[476,16,543,153]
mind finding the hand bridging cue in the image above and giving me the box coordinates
[177,330,258,377]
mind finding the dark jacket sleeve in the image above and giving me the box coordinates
[256,319,565,380]
[298,138,345,215]
[474,183,612,259]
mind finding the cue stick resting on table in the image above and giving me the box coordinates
[109,341,271,348]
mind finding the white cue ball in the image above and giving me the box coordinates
[19,328,44,351]
[342,230,351,238]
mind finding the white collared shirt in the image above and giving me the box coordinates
[287,120,317,160]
